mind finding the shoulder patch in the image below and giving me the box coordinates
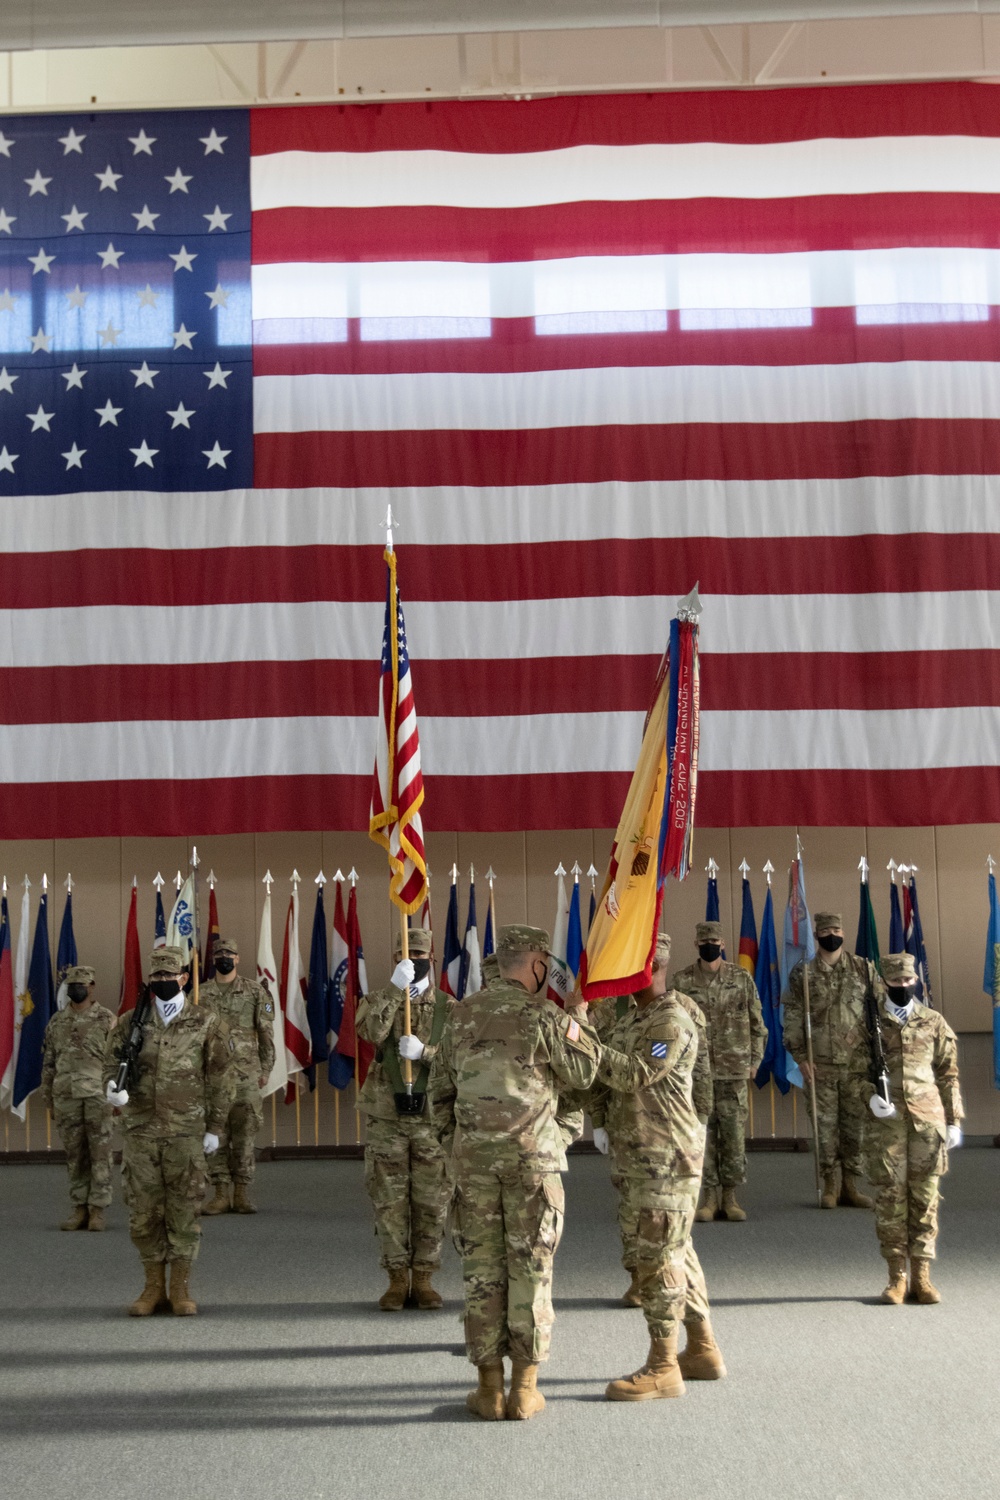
[264,1002,273,1014]
[566,1019,580,1043]
[650,1040,668,1059]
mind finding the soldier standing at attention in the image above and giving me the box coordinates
[865,953,963,1306]
[430,925,599,1422]
[200,937,276,1216]
[104,948,233,1317]
[671,920,765,1222]
[784,913,877,1211]
[40,966,115,1232]
[356,927,453,1312]
[595,942,721,1401]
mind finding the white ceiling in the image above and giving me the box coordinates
[2,0,995,51]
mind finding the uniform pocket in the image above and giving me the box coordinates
[533,1175,565,1256]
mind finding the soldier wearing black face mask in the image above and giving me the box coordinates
[199,937,276,1216]
[784,913,879,1210]
[41,965,115,1231]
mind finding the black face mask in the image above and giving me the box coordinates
[698,944,722,963]
[886,984,915,1004]
[215,957,236,975]
[411,958,431,983]
[151,979,181,1001]
[67,984,89,1004]
[531,959,549,995]
[818,934,843,953]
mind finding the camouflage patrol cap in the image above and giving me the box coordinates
[393,927,432,958]
[652,933,672,966]
[482,951,500,983]
[814,912,843,933]
[496,924,552,957]
[65,965,95,985]
[881,952,917,983]
[148,946,187,976]
[213,936,239,956]
[696,921,724,944]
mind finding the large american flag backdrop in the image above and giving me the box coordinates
[1,82,998,838]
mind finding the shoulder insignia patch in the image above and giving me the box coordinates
[264,1003,273,1014]
[566,1019,580,1042]
[650,1040,668,1059]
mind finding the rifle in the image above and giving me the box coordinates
[863,967,892,1109]
[113,984,153,1095]
[801,961,823,1208]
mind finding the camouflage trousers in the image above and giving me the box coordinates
[864,1112,947,1261]
[209,1081,262,1185]
[121,1132,207,1264]
[616,1161,709,1323]
[451,1163,564,1367]
[805,1064,867,1178]
[623,1170,698,1340]
[363,1112,449,1272]
[53,1098,114,1208]
[703,1080,749,1189]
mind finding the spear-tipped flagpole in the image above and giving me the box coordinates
[859,855,870,884]
[333,868,345,884]
[450,862,458,885]
[41,873,48,893]
[174,870,182,893]
[131,875,137,890]
[348,868,357,888]
[739,858,750,880]
[587,863,598,888]
[262,869,274,897]
[190,847,202,1005]
[554,862,566,878]
[486,866,495,889]
[207,869,217,891]
[887,858,898,884]
[384,503,397,554]
[706,857,719,878]
[988,855,997,875]
[64,873,73,894]
[316,870,327,886]
[153,872,164,893]
[571,862,581,883]
[763,860,774,887]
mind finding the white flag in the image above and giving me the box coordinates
[1,885,31,1119]
[547,869,571,1008]
[258,890,288,1100]
[166,875,198,970]
[281,885,311,1082]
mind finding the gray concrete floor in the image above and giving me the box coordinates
[1,1151,998,1500]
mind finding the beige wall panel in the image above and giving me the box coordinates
[725,827,791,953]
[455,831,527,932]
[53,838,121,1012]
[323,830,392,990]
[865,826,942,1017]
[796,826,868,933]
[186,834,257,972]
[934,824,996,1034]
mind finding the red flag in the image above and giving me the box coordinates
[202,887,221,981]
[118,884,143,1016]
[280,886,311,1102]
[335,885,374,1086]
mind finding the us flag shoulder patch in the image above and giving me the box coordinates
[650,1040,668,1059]
[566,1019,581,1043]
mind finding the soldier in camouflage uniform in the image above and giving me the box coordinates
[594,939,720,1400]
[784,912,877,1210]
[357,927,453,1312]
[864,953,963,1306]
[104,948,233,1317]
[671,920,765,1222]
[430,924,599,1422]
[40,966,115,1232]
[200,937,276,1216]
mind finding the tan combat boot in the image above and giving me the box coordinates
[678,1319,727,1380]
[606,1330,686,1402]
[379,1268,409,1311]
[880,1254,907,1304]
[909,1257,941,1305]
[202,1183,231,1216]
[695,1188,719,1222]
[60,1205,89,1231]
[86,1207,106,1232]
[128,1261,168,1317]
[820,1171,839,1210]
[231,1183,257,1215]
[720,1188,747,1222]
[410,1267,443,1309]
[169,1260,197,1315]
[838,1173,873,1210]
[622,1269,642,1307]
[466,1361,506,1421]
[506,1360,545,1420]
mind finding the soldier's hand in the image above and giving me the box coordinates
[592,1127,610,1155]
[947,1124,963,1149]
[258,1075,267,1089]
[868,1093,897,1120]
[399,1033,425,1061]
[106,1082,129,1107]
[202,1132,220,1155]
[392,959,416,990]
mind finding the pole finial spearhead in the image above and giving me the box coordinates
[384,503,397,552]
[64,872,73,893]
[153,871,164,892]
[587,863,598,885]
[1,876,6,896]
[22,873,30,891]
[705,856,719,878]
[174,870,183,891]
[739,858,750,878]
[571,861,582,880]
[290,869,301,887]
[676,582,702,621]
[887,858,897,881]
[348,867,358,886]
[207,869,217,890]
[858,855,869,882]
[909,863,919,875]
[42,872,48,893]
[315,870,327,886]
[554,862,567,878]
[450,863,458,884]
[190,846,199,869]
[988,854,997,875]
[469,864,475,883]
[333,867,345,883]
[485,866,496,885]
[763,859,775,887]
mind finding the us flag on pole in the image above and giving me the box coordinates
[369,546,428,916]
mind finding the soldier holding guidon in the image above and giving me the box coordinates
[40,966,115,1232]
[864,952,963,1306]
[671,920,766,1221]
[104,948,233,1317]
[430,924,599,1422]
[357,926,453,1311]
[784,913,878,1211]
[200,937,276,1216]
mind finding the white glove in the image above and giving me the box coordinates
[398,1033,425,1061]
[106,1082,129,1107]
[592,1127,610,1155]
[392,959,416,990]
[202,1132,220,1156]
[947,1124,963,1149]
[868,1093,898,1119]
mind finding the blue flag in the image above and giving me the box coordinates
[440,878,462,998]
[457,879,480,1000]
[55,888,78,1009]
[13,891,55,1108]
[705,874,720,923]
[905,873,931,1006]
[154,889,166,946]
[482,889,495,960]
[888,881,904,953]
[566,879,583,987]
[984,872,1000,996]
[305,884,330,1082]
[588,887,596,937]
[754,888,788,1094]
